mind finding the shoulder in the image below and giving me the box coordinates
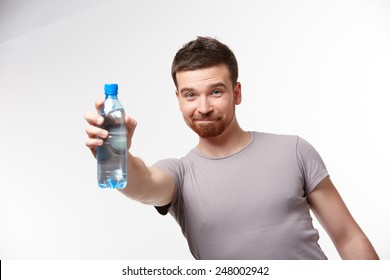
[252,131,298,140]
[252,131,318,149]
[251,131,300,148]
[152,150,196,176]
[153,157,184,173]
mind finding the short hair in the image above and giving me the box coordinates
[171,36,239,88]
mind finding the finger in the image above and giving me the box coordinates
[95,99,104,112]
[84,111,104,126]
[85,138,104,149]
[85,124,108,138]
[85,139,101,158]
[125,115,137,138]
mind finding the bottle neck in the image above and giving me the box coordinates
[105,94,118,99]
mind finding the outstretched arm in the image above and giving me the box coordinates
[307,176,379,259]
[84,99,175,207]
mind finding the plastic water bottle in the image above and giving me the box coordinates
[97,84,127,189]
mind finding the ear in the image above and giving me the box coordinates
[233,82,242,105]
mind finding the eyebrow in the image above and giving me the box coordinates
[179,82,228,95]
[209,82,228,90]
[179,87,195,95]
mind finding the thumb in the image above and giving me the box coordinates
[125,115,137,149]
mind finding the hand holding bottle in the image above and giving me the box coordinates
[84,100,137,158]
[84,84,137,189]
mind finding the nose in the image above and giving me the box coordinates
[197,96,213,115]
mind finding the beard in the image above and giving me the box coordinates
[184,112,234,138]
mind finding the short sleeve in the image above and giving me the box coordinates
[152,158,184,218]
[296,137,329,195]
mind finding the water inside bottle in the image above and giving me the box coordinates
[97,108,127,189]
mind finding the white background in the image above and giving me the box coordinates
[0,0,389,260]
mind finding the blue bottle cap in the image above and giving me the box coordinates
[104,84,118,95]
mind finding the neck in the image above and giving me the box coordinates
[196,117,251,158]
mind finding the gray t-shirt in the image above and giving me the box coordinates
[153,132,329,260]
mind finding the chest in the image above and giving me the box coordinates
[181,153,307,233]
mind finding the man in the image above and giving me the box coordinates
[84,36,379,260]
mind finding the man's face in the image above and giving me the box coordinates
[175,64,241,138]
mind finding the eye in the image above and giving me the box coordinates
[211,89,222,96]
[184,92,196,100]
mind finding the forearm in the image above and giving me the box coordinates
[337,231,379,260]
[118,152,175,206]
[118,151,154,202]
[307,178,379,260]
